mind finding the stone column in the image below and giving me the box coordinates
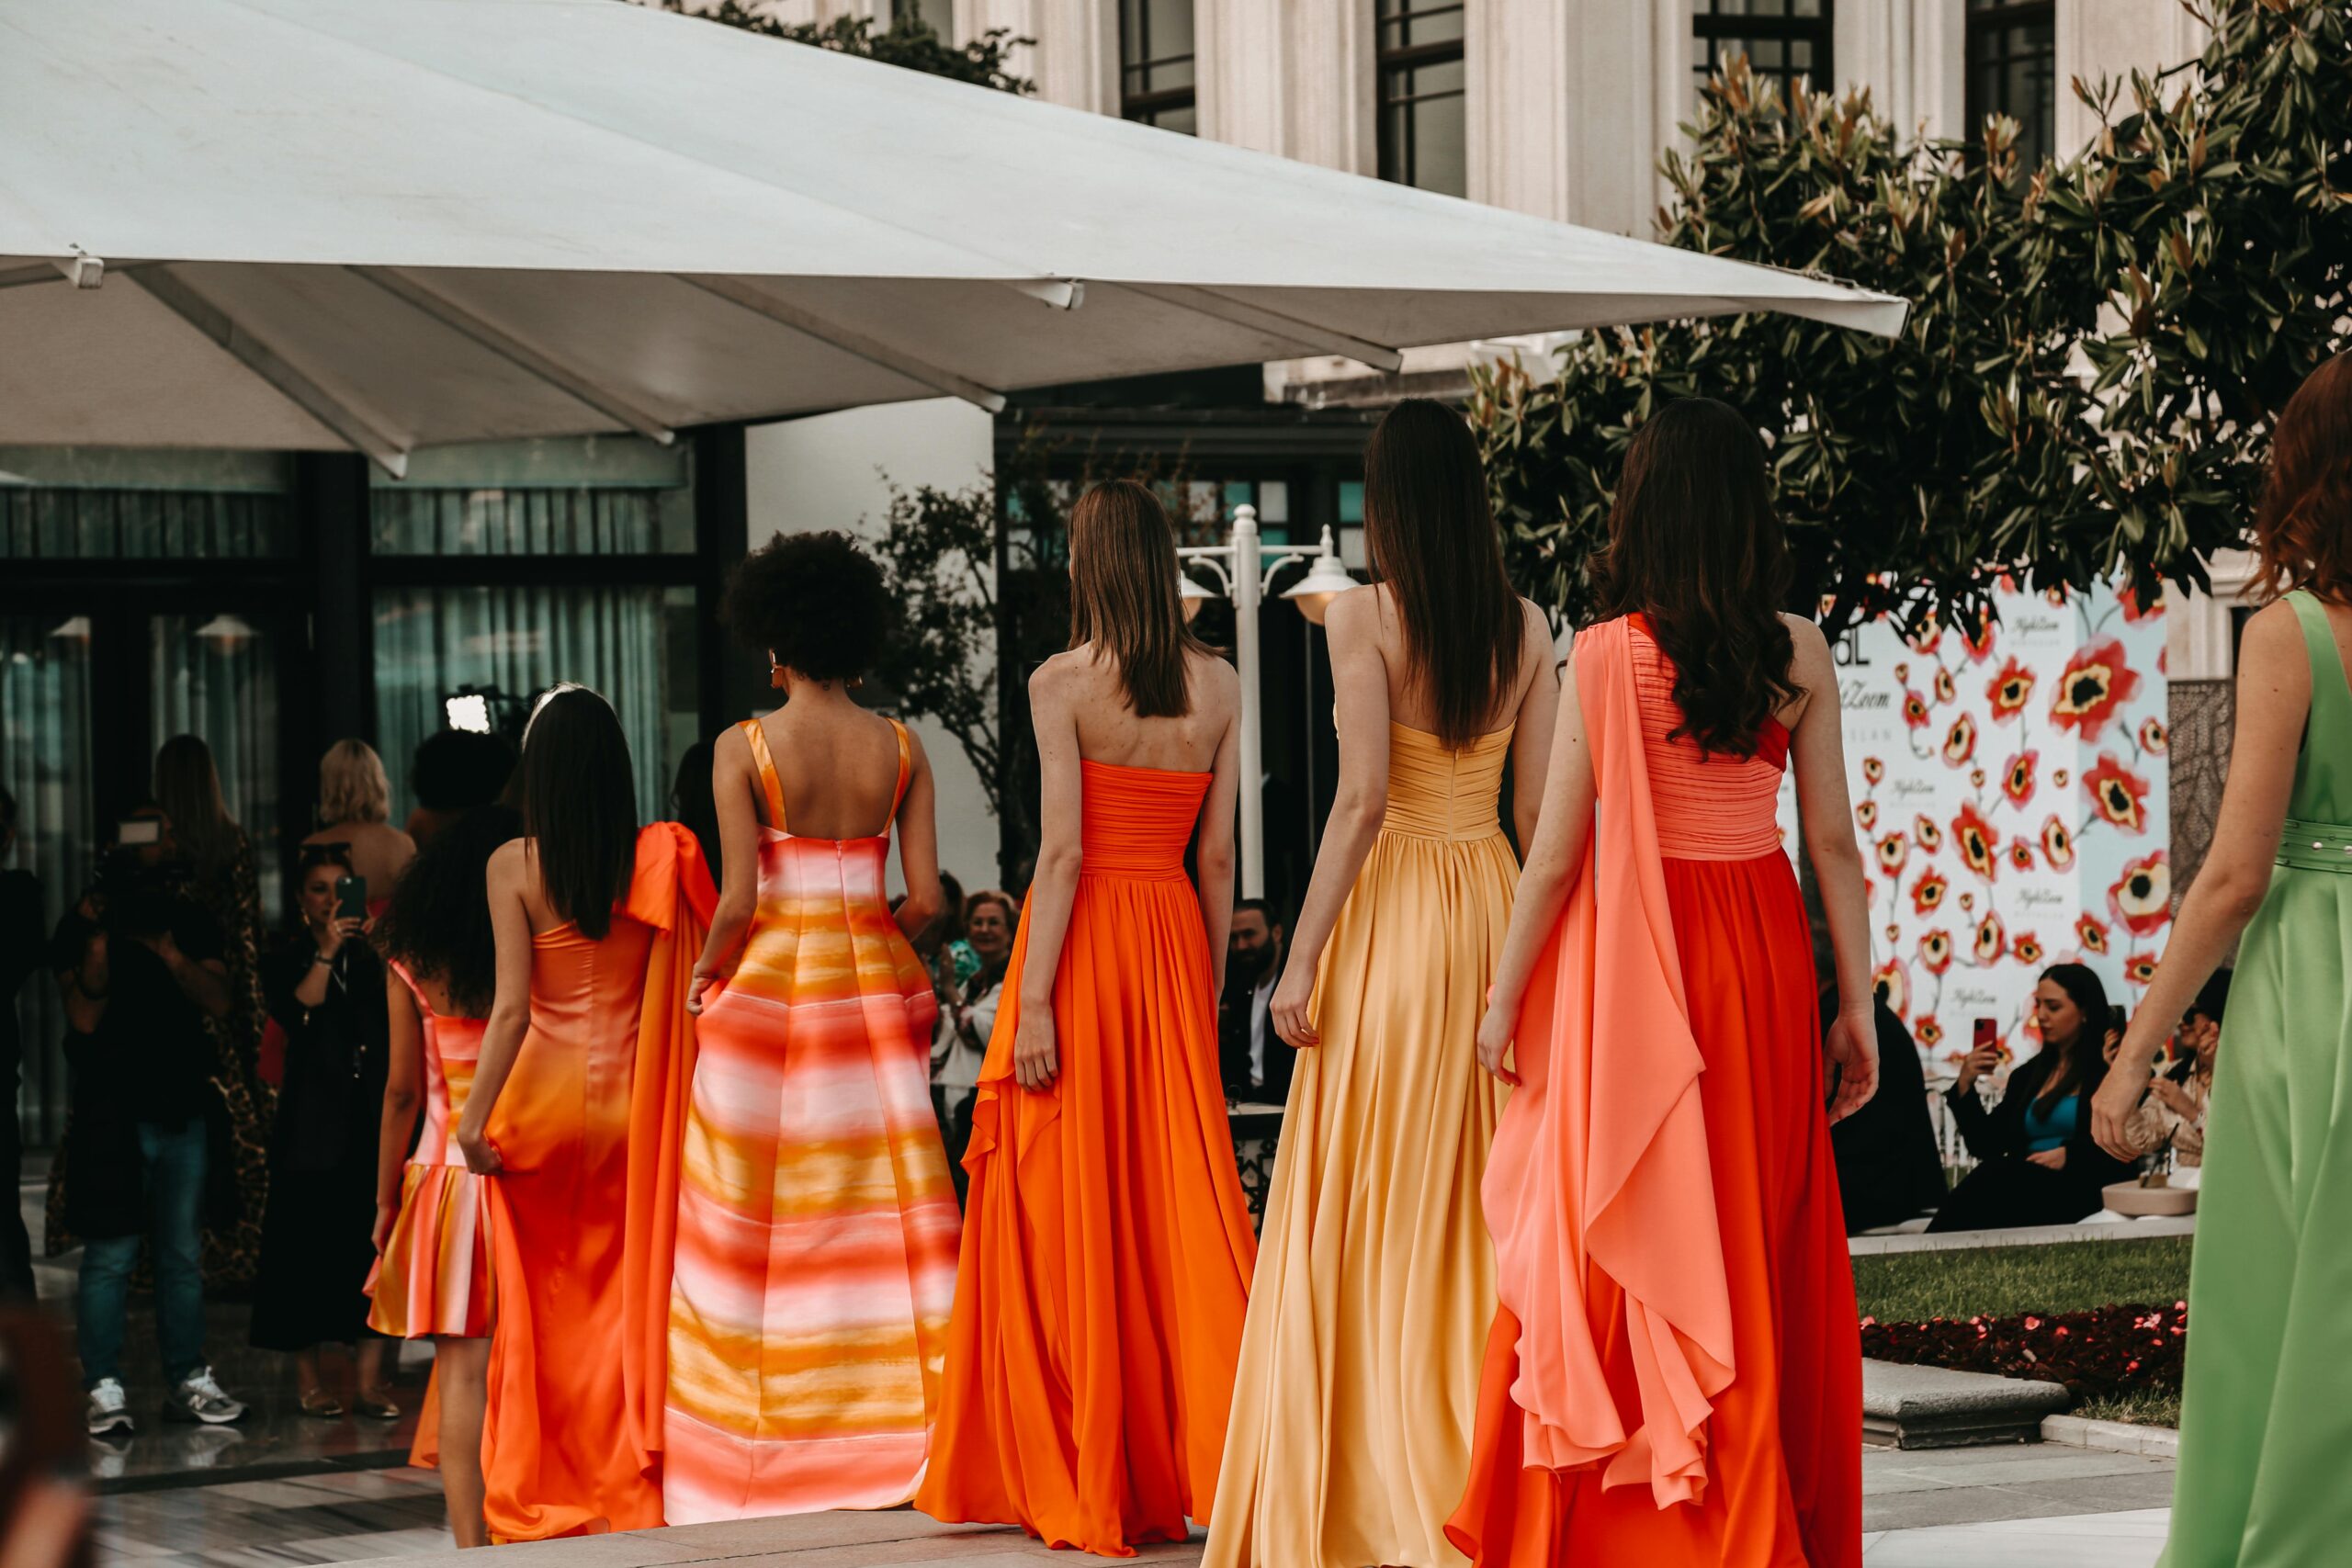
[1465,0,1657,234]
[1837,0,1966,141]
[2055,0,2209,157]
[1196,0,1374,175]
[964,0,1117,115]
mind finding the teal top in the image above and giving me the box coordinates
[2020,1091,2080,1155]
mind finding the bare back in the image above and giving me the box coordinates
[743,704,908,840]
[1362,584,1550,739]
[1060,644,1237,773]
[304,818,415,894]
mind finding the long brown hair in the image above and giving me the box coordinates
[1591,398,1800,758]
[1066,479,1204,718]
[2254,351,2352,606]
[514,684,637,940]
[1362,399,1525,749]
[153,734,241,876]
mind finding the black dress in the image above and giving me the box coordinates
[248,937,389,1350]
[1926,1046,2134,1234]
[1828,998,1951,1234]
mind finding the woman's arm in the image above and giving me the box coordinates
[1506,603,1561,852]
[1269,590,1391,1050]
[454,840,535,1174]
[1785,617,1878,1122]
[893,728,946,942]
[1194,661,1242,998]
[1475,644,1596,1084]
[1010,661,1084,1092]
[374,971,424,1252]
[2095,602,2307,1157]
[689,729,761,1014]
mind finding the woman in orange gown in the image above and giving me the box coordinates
[916,479,1259,1557]
[454,685,716,1541]
[1447,399,1879,1568]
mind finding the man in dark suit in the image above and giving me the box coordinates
[1218,899,1291,1104]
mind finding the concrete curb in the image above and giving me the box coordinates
[2041,1413,2181,1458]
[1849,1216,2197,1257]
[1861,1359,2070,1450]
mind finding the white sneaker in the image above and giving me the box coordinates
[85,1378,134,1437]
[163,1366,246,1426]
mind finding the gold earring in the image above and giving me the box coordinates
[768,662,786,690]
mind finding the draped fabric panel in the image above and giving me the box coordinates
[0,489,289,558]
[0,616,94,1143]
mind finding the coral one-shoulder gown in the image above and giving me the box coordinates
[479,824,714,1542]
[915,760,1259,1557]
[664,717,961,1523]
[1447,615,1859,1568]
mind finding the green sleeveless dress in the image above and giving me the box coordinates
[2163,590,2352,1567]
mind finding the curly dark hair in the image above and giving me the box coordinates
[720,530,894,683]
[376,804,523,1018]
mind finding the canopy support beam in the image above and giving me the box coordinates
[1118,284,1405,373]
[133,266,412,479]
[678,274,1008,413]
[350,265,678,444]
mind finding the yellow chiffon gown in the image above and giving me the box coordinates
[1205,722,1516,1568]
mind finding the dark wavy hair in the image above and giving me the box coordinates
[1067,479,1204,718]
[1591,398,1800,758]
[1363,399,1524,750]
[377,805,523,1017]
[2036,961,2115,1106]
[721,530,893,683]
[2253,350,2352,607]
[516,684,637,941]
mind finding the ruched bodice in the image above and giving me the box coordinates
[1384,722,1510,840]
[1632,621,1790,861]
[1080,760,1212,879]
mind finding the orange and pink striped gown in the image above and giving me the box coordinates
[662,716,961,1523]
[368,964,492,1340]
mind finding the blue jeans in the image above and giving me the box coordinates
[77,1117,208,1389]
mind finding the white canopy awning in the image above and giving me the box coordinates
[0,0,1907,475]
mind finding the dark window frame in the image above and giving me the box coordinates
[1964,0,2058,171]
[1376,0,1468,194]
[1119,0,1196,130]
[1690,0,1836,108]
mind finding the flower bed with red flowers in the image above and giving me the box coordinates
[1860,1301,2188,1402]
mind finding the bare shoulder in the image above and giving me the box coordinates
[1027,649,1082,704]
[899,719,932,767]
[1324,583,1381,640]
[1188,647,1240,714]
[485,838,526,887]
[2240,596,2304,647]
[2236,599,2314,685]
[713,722,753,766]
[1780,611,1833,663]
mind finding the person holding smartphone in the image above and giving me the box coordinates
[249,845,396,1419]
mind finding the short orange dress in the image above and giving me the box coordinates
[368,963,492,1342]
[478,824,715,1542]
[914,761,1259,1557]
[1446,616,1860,1568]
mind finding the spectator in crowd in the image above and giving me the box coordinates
[300,739,416,906]
[932,886,1013,1203]
[669,739,722,887]
[1928,963,2135,1232]
[403,729,517,850]
[1217,898,1289,1104]
[60,809,248,1434]
[249,845,396,1420]
[1828,994,1949,1233]
[153,735,273,1289]
[2142,969,2231,1170]
[0,786,41,1297]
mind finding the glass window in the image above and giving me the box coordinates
[370,436,693,556]
[1966,0,2057,174]
[150,612,285,919]
[1691,0,1834,114]
[0,447,292,558]
[1,615,94,1141]
[893,0,954,36]
[1377,0,1466,197]
[1120,0,1196,133]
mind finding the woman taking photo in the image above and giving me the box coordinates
[249,846,394,1419]
[2092,350,2352,1566]
[663,532,961,1523]
[1928,964,2132,1233]
[301,739,416,906]
[1207,398,1555,1568]
[370,804,524,1548]
[918,479,1258,1557]
[1448,398,1877,1568]
[932,888,1017,1199]
[453,685,715,1541]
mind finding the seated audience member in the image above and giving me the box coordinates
[1217,898,1289,1103]
[403,729,516,850]
[2143,969,2230,1169]
[931,887,1014,1204]
[1928,963,2136,1233]
[1828,994,1948,1233]
[301,739,416,904]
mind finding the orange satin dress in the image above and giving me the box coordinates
[914,761,1259,1557]
[479,824,715,1542]
[1448,616,1860,1568]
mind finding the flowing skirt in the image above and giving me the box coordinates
[368,1162,493,1340]
[914,869,1258,1557]
[1449,853,1860,1568]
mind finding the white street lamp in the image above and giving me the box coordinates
[1178,504,1354,898]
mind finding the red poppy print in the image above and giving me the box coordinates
[2084,754,2153,834]
[1943,713,1978,767]
[1987,658,2036,723]
[2117,583,2161,623]
[2125,953,2160,986]
[1912,870,1951,916]
[1904,691,1931,729]
[1857,800,1880,830]
[1974,911,2007,965]
[1875,960,1911,1020]
[1935,666,1958,705]
[2075,914,2109,955]
[1961,605,1997,662]
[1863,757,1886,786]
[1919,929,1954,976]
[2014,932,2045,965]
[1915,815,1944,853]
[2139,716,2169,755]
[2003,750,2039,807]
[1917,1016,1945,1050]
[2110,852,2172,936]
[2008,840,2038,872]
[1907,614,1944,656]
[1876,834,1909,874]
[1952,802,2001,881]
[2041,816,2076,871]
[2050,637,2143,742]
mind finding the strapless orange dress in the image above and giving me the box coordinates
[478,824,715,1542]
[1447,616,1860,1568]
[914,761,1259,1557]
[368,963,492,1342]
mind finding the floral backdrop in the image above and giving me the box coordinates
[1807,581,2171,1087]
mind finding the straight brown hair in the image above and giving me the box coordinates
[2254,350,2352,607]
[1067,479,1204,718]
[1362,399,1525,750]
[514,684,637,941]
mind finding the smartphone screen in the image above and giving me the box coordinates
[334,874,368,922]
[1973,1018,1999,1052]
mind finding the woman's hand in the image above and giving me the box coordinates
[1270,961,1318,1050]
[686,967,724,1017]
[1476,1002,1520,1087]
[454,1119,503,1176]
[1953,1041,1999,1096]
[2091,1070,2147,1162]
[318,914,363,960]
[1012,1010,1058,1092]
[1826,1005,1880,1123]
[2025,1146,2068,1170]
[372,1200,400,1255]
